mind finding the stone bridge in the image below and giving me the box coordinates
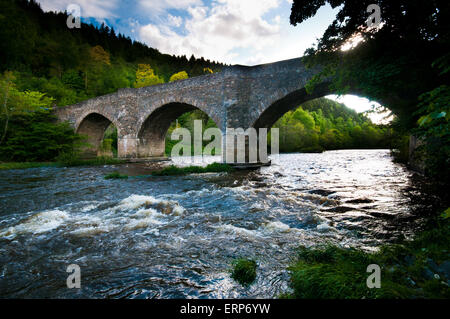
[56,57,337,163]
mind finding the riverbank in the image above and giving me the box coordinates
[0,157,126,170]
[284,209,450,299]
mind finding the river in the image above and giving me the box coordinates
[0,150,440,298]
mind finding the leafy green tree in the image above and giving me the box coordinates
[0,72,54,145]
[412,56,450,179]
[0,110,83,162]
[169,71,189,82]
[134,64,164,88]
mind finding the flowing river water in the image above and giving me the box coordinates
[0,150,442,298]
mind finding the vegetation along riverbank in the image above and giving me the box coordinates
[282,209,450,299]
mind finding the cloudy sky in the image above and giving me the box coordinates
[36,0,389,122]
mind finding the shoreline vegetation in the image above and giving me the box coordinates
[151,163,234,176]
[231,258,258,286]
[0,148,396,171]
[102,162,234,179]
[0,160,235,174]
[0,157,125,170]
[283,209,450,299]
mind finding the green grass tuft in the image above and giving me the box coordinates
[231,258,257,286]
[152,162,233,176]
[104,172,128,180]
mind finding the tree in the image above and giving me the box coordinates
[0,71,14,145]
[290,1,449,52]
[169,71,189,82]
[81,45,111,93]
[134,64,164,88]
[0,110,83,162]
[0,72,54,145]
[290,0,449,178]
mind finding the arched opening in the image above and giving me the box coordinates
[76,113,118,159]
[253,90,392,154]
[253,85,330,130]
[138,103,219,158]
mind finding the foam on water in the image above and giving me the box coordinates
[262,221,292,233]
[69,195,186,236]
[115,194,185,216]
[0,195,187,239]
[0,210,69,238]
[217,224,262,239]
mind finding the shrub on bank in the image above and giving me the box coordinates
[231,258,257,286]
[0,111,84,162]
[285,211,450,299]
[104,172,128,180]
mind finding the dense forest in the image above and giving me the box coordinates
[273,98,391,153]
[0,0,223,105]
[1,0,396,163]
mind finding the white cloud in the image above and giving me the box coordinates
[38,0,119,19]
[139,0,282,63]
[139,0,202,14]
[168,14,183,27]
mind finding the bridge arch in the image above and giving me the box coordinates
[252,84,331,130]
[251,84,377,130]
[76,112,120,158]
[137,101,221,158]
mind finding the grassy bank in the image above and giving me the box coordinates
[151,162,234,176]
[0,157,126,170]
[284,209,450,299]
[104,172,129,180]
[57,157,126,167]
[0,162,59,170]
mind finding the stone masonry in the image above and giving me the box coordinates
[55,57,334,162]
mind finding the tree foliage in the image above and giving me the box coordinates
[169,71,189,82]
[290,0,450,179]
[134,64,164,88]
[0,110,83,162]
[273,98,391,152]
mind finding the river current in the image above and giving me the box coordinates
[0,150,438,298]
